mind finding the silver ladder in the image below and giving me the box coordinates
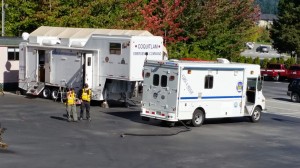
[26,82,45,96]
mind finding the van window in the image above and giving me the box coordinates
[161,75,168,87]
[109,43,121,55]
[204,75,213,89]
[153,74,159,86]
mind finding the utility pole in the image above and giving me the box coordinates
[1,0,5,36]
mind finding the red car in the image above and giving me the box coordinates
[287,65,300,80]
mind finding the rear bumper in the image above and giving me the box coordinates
[140,112,178,122]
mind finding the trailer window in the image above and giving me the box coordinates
[161,75,168,87]
[153,74,159,86]
[7,48,19,61]
[204,75,213,89]
[87,57,91,66]
[110,43,121,55]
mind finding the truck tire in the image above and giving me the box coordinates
[42,88,51,98]
[191,109,205,127]
[274,75,280,81]
[250,106,261,123]
[51,89,59,100]
[291,93,300,102]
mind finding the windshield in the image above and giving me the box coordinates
[289,66,300,70]
[268,64,281,69]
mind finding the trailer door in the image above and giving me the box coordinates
[44,50,51,83]
[84,53,93,87]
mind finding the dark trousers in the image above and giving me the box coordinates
[80,101,90,119]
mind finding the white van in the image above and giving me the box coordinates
[141,59,266,126]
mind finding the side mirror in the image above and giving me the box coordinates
[257,76,263,91]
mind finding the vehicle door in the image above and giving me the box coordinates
[84,53,93,87]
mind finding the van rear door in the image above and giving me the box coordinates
[142,64,179,120]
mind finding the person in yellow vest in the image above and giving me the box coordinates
[79,83,92,121]
[66,88,78,122]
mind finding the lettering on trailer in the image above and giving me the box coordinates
[182,74,194,95]
[133,43,162,56]
[136,44,160,50]
[133,52,162,56]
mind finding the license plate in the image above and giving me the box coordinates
[293,72,296,74]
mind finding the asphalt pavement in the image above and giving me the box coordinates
[0,91,300,168]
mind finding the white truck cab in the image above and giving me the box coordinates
[141,59,266,126]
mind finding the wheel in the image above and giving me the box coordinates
[191,109,205,127]
[250,106,261,123]
[274,75,280,81]
[124,102,130,108]
[51,89,59,100]
[42,88,51,98]
[141,116,150,121]
[291,93,300,102]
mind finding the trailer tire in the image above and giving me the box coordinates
[42,88,51,98]
[191,109,204,127]
[51,89,59,100]
[250,107,261,123]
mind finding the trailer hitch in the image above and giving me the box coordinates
[0,124,8,149]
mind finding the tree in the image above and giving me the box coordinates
[137,0,188,45]
[271,0,300,57]
[255,0,279,14]
[189,0,260,60]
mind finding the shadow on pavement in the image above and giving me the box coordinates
[0,149,16,154]
[204,117,250,125]
[271,117,300,124]
[273,97,291,102]
[50,116,68,122]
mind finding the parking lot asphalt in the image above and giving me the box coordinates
[1,94,300,168]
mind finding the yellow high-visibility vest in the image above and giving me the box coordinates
[81,89,91,102]
[67,91,76,105]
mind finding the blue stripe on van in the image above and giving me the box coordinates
[180,96,242,100]
[182,67,244,71]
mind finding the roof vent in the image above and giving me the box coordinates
[22,32,30,41]
[217,58,230,64]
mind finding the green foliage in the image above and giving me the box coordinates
[261,58,269,68]
[278,57,285,64]
[271,0,300,57]
[285,57,296,69]
[257,27,271,44]
[253,57,261,65]
[237,56,246,63]
[184,0,260,60]
[2,0,263,62]
[269,58,277,64]
[245,57,253,64]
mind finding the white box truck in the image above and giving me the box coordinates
[141,58,266,126]
[18,26,167,106]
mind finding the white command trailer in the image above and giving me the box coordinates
[18,26,167,105]
[141,59,266,126]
